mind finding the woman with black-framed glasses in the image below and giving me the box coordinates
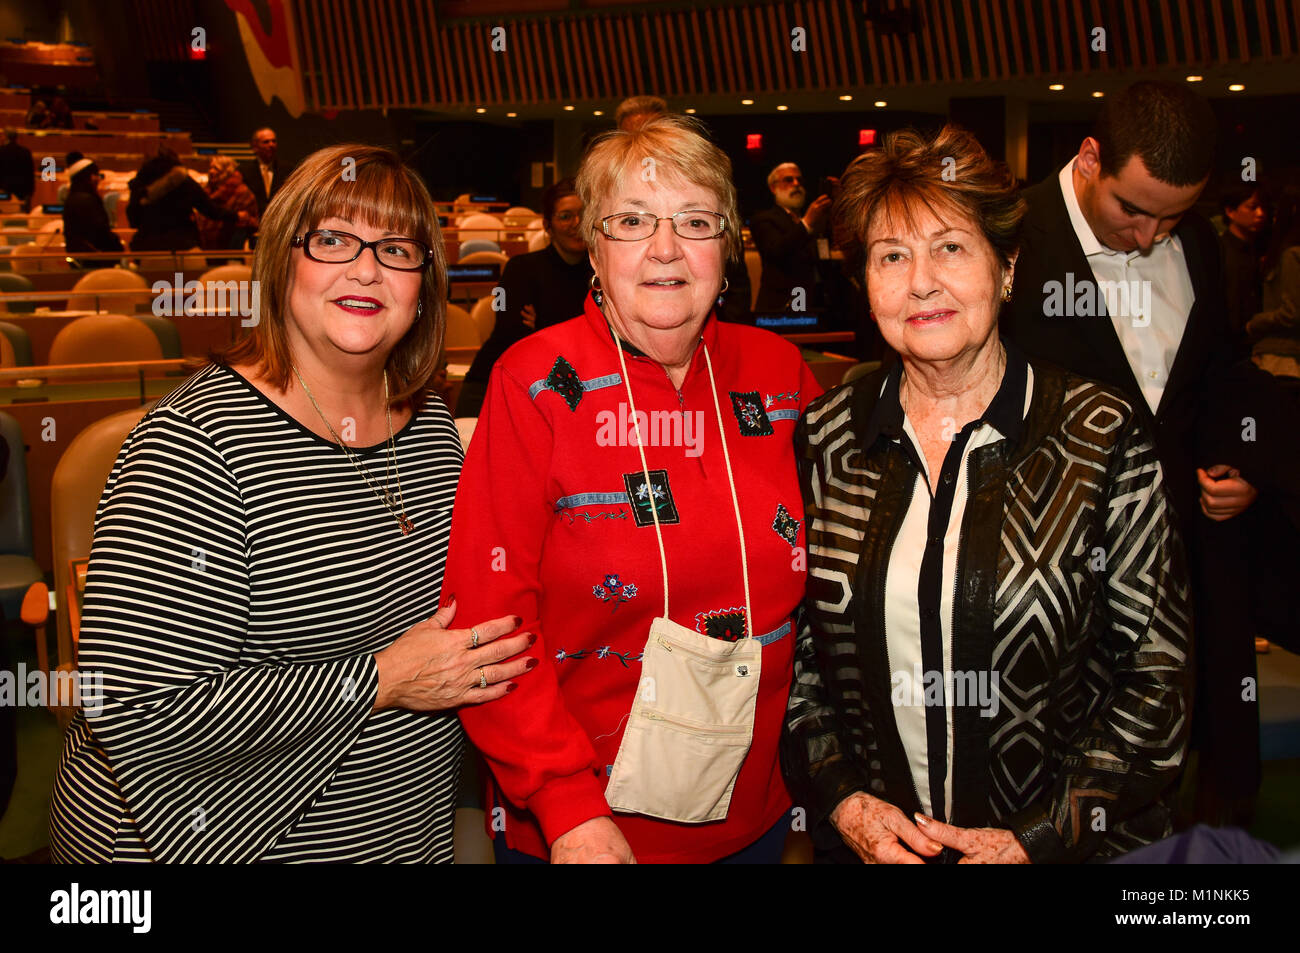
[49,144,534,863]
[443,114,823,864]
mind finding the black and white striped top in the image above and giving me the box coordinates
[49,363,465,863]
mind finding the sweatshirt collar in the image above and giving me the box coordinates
[581,290,720,365]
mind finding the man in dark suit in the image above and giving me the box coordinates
[238,127,283,215]
[0,128,34,210]
[750,162,831,312]
[1003,81,1267,825]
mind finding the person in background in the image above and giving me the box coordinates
[197,155,258,250]
[239,127,285,216]
[454,178,591,417]
[127,146,236,252]
[614,95,668,133]
[751,162,832,312]
[25,100,48,129]
[0,128,33,211]
[62,157,123,268]
[1220,182,1267,338]
[47,98,74,130]
[1002,80,1267,826]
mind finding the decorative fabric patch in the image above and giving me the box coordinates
[622,469,680,527]
[555,646,643,667]
[764,389,800,409]
[695,607,749,642]
[593,573,638,612]
[729,390,774,436]
[528,360,621,411]
[544,356,584,410]
[772,503,801,547]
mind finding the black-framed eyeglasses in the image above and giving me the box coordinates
[292,229,433,271]
[597,210,728,242]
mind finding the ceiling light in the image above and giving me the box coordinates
[475,107,486,114]
[593,110,603,116]
[1228,83,1245,91]
[1186,75,1204,82]
[506,112,517,118]
[1049,84,1064,91]
[1091,91,1104,98]
[776,105,788,111]
[839,94,853,101]
[874,100,887,107]
[684,108,696,114]
[741,99,754,105]
[563,105,574,111]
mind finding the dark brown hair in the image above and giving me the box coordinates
[1093,81,1216,186]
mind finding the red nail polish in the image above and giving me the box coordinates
[527,633,537,646]
[506,682,517,693]
[513,615,523,628]
[525,657,538,670]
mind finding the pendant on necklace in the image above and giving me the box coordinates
[399,515,414,535]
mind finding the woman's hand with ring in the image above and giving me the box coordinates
[829,792,943,864]
[372,597,536,712]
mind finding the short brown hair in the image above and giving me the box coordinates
[216,144,447,405]
[577,114,741,261]
[834,124,1024,282]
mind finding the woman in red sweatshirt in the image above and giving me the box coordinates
[443,115,821,863]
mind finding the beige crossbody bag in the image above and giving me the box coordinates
[602,325,761,823]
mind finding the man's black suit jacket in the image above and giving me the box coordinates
[750,205,818,313]
[1002,173,1271,800]
[238,159,283,215]
[1002,175,1234,529]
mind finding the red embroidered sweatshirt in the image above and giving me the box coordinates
[444,294,822,863]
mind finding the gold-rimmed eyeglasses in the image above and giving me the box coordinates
[597,210,727,242]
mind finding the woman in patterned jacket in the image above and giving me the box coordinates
[781,125,1192,864]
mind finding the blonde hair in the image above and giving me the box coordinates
[577,114,741,261]
[208,154,238,183]
[216,144,447,405]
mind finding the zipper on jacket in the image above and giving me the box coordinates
[641,709,751,736]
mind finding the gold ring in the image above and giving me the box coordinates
[478,668,487,690]
[470,626,480,649]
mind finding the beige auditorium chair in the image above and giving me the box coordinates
[0,332,14,367]
[198,264,253,285]
[443,304,481,349]
[458,250,509,268]
[48,314,163,365]
[65,266,152,312]
[470,296,495,343]
[10,242,69,272]
[457,213,504,244]
[28,404,151,727]
[745,250,762,310]
[502,207,537,227]
[527,229,550,252]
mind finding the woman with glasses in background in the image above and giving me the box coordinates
[455,177,593,417]
[49,144,533,863]
[443,114,822,863]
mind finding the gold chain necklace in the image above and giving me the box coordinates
[291,364,414,536]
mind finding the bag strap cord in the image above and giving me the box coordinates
[610,321,752,630]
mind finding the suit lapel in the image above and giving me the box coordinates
[1032,179,1145,403]
[1157,219,1210,417]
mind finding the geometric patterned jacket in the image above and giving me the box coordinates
[780,355,1192,863]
